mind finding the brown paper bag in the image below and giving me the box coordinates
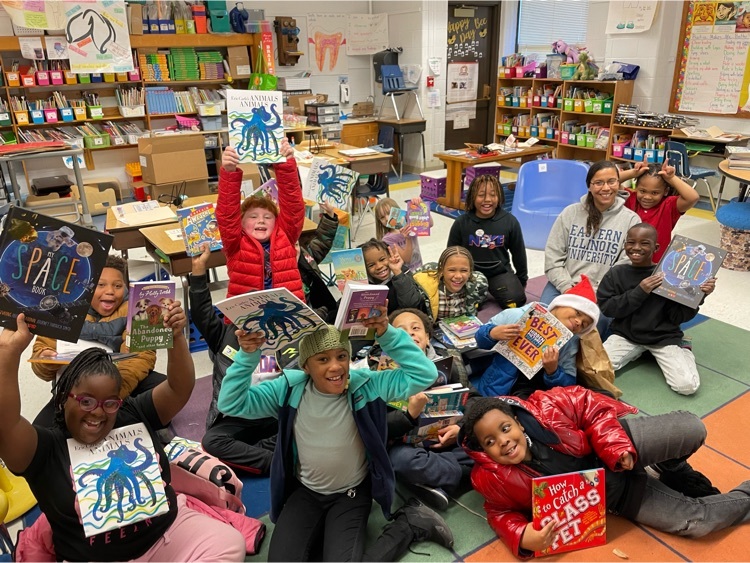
[576,330,622,399]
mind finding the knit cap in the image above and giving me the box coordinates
[297,326,352,368]
[547,274,600,334]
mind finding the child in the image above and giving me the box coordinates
[474,275,600,398]
[447,174,528,308]
[619,161,700,262]
[0,307,248,562]
[216,141,305,301]
[412,246,489,324]
[597,223,715,395]
[30,255,165,426]
[359,238,427,314]
[375,196,432,272]
[460,389,744,559]
[217,310,454,561]
[189,244,278,476]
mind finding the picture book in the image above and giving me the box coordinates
[125,281,177,352]
[306,157,360,209]
[0,206,113,342]
[386,357,456,411]
[440,315,483,339]
[176,202,222,257]
[492,303,573,379]
[403,413,463,446]
[68,422,169,538]
[334,282,389,339]
[250,178,279,204]
[387,207,408,229]
[531,468,606,556]
[423,383,470,415]
[215,287,325,354]
[252,354,282,385]
[329,248,368,292]
[651,235,726,309]
[438,327,477,350]
[407,200,431,236]
[227,89,285,164]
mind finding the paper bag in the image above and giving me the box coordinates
[576,330,622,399]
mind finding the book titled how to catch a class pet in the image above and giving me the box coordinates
[0,206,113,342]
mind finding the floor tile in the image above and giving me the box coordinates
[702,392,750,468]
[685,319,750,385]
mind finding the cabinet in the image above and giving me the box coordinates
[341,121,379,148]
[494,77,634,160]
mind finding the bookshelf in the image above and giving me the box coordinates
[608,122,673,165]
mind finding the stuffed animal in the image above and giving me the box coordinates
[552,39,582,64]
[572,52,597,81]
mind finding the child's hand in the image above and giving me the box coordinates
[632,161,649,176]
[618,451,635,471]
[520,521,557,553]
[320,201,336,217]
[399,224,415,237]
[409,195,424,207]
[639,271,664,293]
[279,137,294,159]
[431,424,460,449]
[222,146,239,173]
[700,277,716,295]
[362,304,389,337]
[0,313,33,356]
[542,346,559,375]
[490,323,522,341]
[163,301,187,335]
[191,242,211,276]
[235,330,266,353]
[658,160,676,182]
[407,392,429,419]
[387,244,404,275]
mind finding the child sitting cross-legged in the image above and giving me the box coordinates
[473,275,599,398]
[596,223,715,395]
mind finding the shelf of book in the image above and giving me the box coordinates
[609,122,673,163]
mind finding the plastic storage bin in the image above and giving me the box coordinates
[420,169,447,201]
[199,116,222,131]
[83,133,111,149]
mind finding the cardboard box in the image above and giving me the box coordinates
[288,93,327,114]
[138,135,208,185]
[238,162,262,194]
[227,46,251,78]
[128,3,143,35]
[145,179,211,200]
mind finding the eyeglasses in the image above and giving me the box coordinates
[590,178,620,188]
[68,393,123,413]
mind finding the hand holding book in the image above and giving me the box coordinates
[358,304,389,337]
[191,242,211,276]
[236,330,266,354]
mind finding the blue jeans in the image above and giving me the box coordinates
[540,281,611,337]
[626,411,750,537]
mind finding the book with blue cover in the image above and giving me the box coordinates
[306,157,360,209]
[176,202,222,257]
[227,90,285,164]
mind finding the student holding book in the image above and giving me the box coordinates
[375,196,433,272]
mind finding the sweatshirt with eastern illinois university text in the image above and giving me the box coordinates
[545,194,639,293]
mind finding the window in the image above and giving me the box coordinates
[517,0,589,57]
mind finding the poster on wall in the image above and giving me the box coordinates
[308,13,348,75]
[44,36,69,60]
[346,14,388,55]
[605,1,658,34]
[0,0,66,29]
[65,1,133,73]
[446,62,477,121]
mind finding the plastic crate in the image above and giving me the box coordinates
[186,306,226,353]
[83,133,110,149]
[199,116,222,131]
[119,105,145,118]
[420,169,447,201]
[197,101,224,116]
[463,162,503,192]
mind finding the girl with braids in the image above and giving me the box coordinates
[0,308,247,562]
[459,390,750,560]
[541,161,638,334]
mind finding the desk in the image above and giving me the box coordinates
[105,207,178,263]
[434,145,553,209]
[718,159,750,204]
[377,118,426,178]
[298,141,394,176]
[668,132,749,158]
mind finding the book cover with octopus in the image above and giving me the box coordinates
[531,468,606,556]
[227,89,286,164]
[215,287,325,354]
[125,281,176,352]
[306,157,360,209]
[68,422,169,538]
[0,206,113,342]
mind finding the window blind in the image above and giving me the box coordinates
[517,0,589,56]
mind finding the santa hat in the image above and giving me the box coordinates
[547,275,600,334]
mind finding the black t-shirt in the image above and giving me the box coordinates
[21,392,178,562]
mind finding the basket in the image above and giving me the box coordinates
[420,169,447,201]
[119,105,146,118]
[560,64,577,80]
[199,115,222,131]
[12,22,43,35]
[176,115,200,130]
[83,133,111,149]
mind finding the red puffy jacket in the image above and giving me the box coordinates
[216,158,305,301]
[462,386,638,559]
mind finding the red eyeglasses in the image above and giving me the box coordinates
[68,393,123,413]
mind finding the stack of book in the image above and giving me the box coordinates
[395,383,471,446]
[438,315,482,349]
[725,145,750,169]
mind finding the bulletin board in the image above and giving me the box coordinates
[670,1,750,117]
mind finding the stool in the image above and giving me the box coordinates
[716,201,750,270]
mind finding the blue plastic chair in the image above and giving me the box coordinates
[378,65,423,120]
[511,159,589,250]
[665,140,718,213]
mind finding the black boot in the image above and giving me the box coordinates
[399,498,454,548]
[655,461,721,497]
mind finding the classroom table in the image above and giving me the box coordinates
[717,159,750,205]
[433,145,553,210]
[668,132,749,159]
[298,141,394,176]
[376,118,427,178]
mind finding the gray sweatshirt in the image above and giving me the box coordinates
[545,194,640,292]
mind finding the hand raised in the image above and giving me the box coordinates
[361,304,389,337]
[387,244,404,275]
[163,301,187,335]
[235,330,266,354]
[222,146,239,172]
[0,313,34,357]
[191,242,212,276]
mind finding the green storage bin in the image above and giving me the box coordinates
[577,134,587,147]
[586,134,596,148]
[502,124,512,135]
[78,73,91,84]
[83,133,110,149]
[0,111,11,126]
[563,98,574,111]
[584,99,594,113]
[603,100,614,114]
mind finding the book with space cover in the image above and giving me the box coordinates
[387,207,408,229]
[531,468,606,556]
[439,315,483,339]
[68,422,169,538]
[126,281,176,352]
[216,288,325,353]
[329,248,368,292]
[334,282,389,339]
[0,206,113,342]
[651,235,726,309]
[407,200,431,236]
[176,202,222,257]
[305,157,360,209]
[492,302,573,379]
[227,89,285,164]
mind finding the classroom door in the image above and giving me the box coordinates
[445,3,499,149]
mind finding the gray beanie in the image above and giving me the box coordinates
[298,326,352,368]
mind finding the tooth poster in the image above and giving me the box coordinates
[308,13,348,75]
[65,1,134,73]
[227,89,286,164]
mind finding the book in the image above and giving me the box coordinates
[439,315,483,339]
[380,355,454,387]
[531,468,606,556]
[250,178,279,203]
[423,382,470,414]
[492,303,573,379]
[387,207,408,229]
[329,248,368,292]
[215,288,325,354]
[125,281,177,352]
[724,145,750,158]
[338,147,380,157]
[226,89,286,164]
[68,422,170,538]
[112,200,178,226]
[438,327,477,350]
[0,206,113,343]
[403,413,463,446]
[651,235,726,309]
[305,157,360,209]
[176,202,222,257]
[334,282,389,339]
[407,200,431,236]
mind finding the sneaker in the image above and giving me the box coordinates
[656,462,720,497]
[399,498,454,548]
[411,483,449,511]
[680,335,693,350]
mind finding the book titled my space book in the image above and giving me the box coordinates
[176,202,222,257]
[126,281,177,352]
